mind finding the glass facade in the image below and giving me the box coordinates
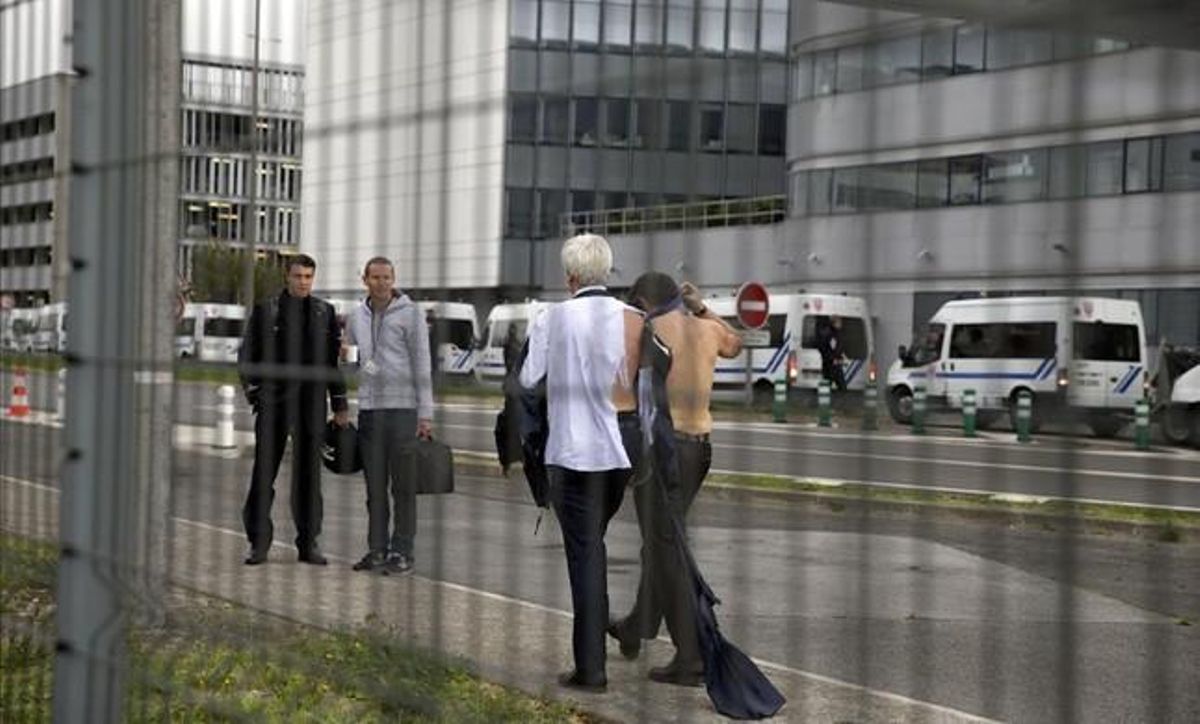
[789,131,1200,216]
[505,0,788,240]
[793,23,1133,101]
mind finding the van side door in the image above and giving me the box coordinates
[1072,320,1143,410]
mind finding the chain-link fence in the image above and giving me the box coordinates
[2,0,1199,722]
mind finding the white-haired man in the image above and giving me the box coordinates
[519,233,643,692]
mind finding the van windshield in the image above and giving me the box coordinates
[176,318,196,336]
[204,318,244,337]
[800,315,868,358]
[489,320,527,347]
[949,322,1055,359]
[429,319,474,348]
[905,323,945,366]
[1073,322,1139,362]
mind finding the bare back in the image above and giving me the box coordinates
[650,310,728,435]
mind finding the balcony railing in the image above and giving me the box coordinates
[560,194,786,239]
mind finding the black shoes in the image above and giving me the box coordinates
[606,618,641,660]
[353,550,388,572]
[557,669,607,692]
[298,546,328,566]
[244,547,269,565]
[648,660,705,688]
[385,552,413,575]
[352,551,413,575]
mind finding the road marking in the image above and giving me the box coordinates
[0,472,1001,723]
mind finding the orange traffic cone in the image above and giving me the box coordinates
[8,368,30,417]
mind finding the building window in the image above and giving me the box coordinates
[986,27,1053,70]
[857,162,918,211]
[542,0,570,45]
[921,28,955,78]
[574,0,600,47]
[868,35,921,87]
[758,105,785,156]
[917,159,949,207]
[603,98,631,146]
[814,50,837,95]
[635,0,663,47]
[954,24,986,74]
[571,190,596,213]
[506,188,534,237]
[574,98,599,146]
[604,1,633,48]
[1048,144,1086,199]
[983,149,1048,204]
[1163,132,1200,192]
[1086,141,1124,195]
[509,95,537,143]
[698,103,724,152]
[602,191,629,210]
[665,0,694,51]
[538,189,566,238]
[633,99,660,149]
[728,0,757,54]
[949,156,982,205]
[541,96,569,144]
[761,0,788,55]
[808,169,832,215]
[835,45,864,93]
[793,54,814,99]
[698,0,726,54]
[666,100,690,151]
[725,103,754,153]
[1124,137,1163,193]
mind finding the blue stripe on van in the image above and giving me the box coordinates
[843,359,862,384]
[1115,366,1142,394]
[719,333,792,375]
[935,357,1055,381]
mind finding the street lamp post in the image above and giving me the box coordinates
[241,0,263,308]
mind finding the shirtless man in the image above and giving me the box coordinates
[609,272,741,686]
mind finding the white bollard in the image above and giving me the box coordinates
[214,385,237,450]
[55,368,67,420]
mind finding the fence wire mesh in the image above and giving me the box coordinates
[1,0,1199,722]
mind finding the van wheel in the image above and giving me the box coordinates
[752,380,775,405]
[888,387,913,424]
[1088,414,1124,439]
[1163,406,1192,445]
[1008,390,1043,433]
[1190,409,1200,449]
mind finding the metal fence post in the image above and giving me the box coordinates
[215,385,238,450]
[772,378,787,423]
[862,383,878,431]
[817,379,832,427]
[912,385,927,435]
[963,388,977,438]
[1016,392,1033,443]
[1134,398,1150,450]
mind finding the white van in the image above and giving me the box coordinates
[886,296,1146,436]
[175,303,200,358]
[475,301,548,384]
[32,302,67,354]
[705,293,876,393]
[417,301,480,377]
[194,303,246,364]
[1,307,39,352]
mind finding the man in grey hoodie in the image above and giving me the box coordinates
[345,257,435,574]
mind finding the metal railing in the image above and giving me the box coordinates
[560,194,787,238]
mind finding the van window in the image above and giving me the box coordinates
[949,322,1055,359]
[489,320,528,347]
[1073,322,1139,362]
[905,323,945,366]
[800,315,869,358]
[176,318,196,336]
[204,318,245,337]
[720,314,787,347]
[430,319,475,348]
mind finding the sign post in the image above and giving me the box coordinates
[735,282,770,408]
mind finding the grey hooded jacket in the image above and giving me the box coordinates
[345,292,434,418]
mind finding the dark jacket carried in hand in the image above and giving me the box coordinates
[238,291,349,418]
[495,338,549,508]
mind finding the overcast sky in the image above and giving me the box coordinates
[2,0,305,87]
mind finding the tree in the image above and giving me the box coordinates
[189,243,285,303]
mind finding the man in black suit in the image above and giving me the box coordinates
[238,253,349,565]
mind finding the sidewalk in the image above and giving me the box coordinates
[0,474,993,723]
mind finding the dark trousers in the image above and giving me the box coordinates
[358,409,418,556]
[546,413,641,681]
[621,435,712,670]
[243,399,324,552]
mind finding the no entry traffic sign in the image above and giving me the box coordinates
[735,281,769,330]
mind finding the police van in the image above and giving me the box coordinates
[417,301,480,377]
[175,303,200,358]
[32,302,68,354]
[475,301,548,384]
[193,303,247,364]
[705,293,876,393]
[886,296,1147,436]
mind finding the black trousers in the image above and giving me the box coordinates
[243,398,324,552]
[621,435,712,670]
[358,409,418,556]
[546,412,641,681]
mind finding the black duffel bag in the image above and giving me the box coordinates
[414,437,455,495]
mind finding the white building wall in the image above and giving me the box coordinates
[302,0,508,294]
[0,0,71,88]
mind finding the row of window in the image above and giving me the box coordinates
[0,202,54,226]
[0,157,54,186]
[512,0,787,56]
[0,246,52,268]
[1,113,55,143]
[790,132,1200,216]
[180,156,301,202]
[795,25,1132,100]
[180,201,300,246]
[509,95,784,155]
[182,110,302,157]
[182,61,304,112]
[507,187,716,237]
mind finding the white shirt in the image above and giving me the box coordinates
[520,287,635,472]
